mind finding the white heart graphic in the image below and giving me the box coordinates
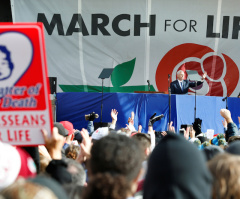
[0,32,33,90]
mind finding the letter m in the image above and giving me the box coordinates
[37,13,65,35]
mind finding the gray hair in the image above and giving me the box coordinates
[64,158,86,186]
[177,70,184,75]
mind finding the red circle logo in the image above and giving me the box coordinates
[155,43,239,96]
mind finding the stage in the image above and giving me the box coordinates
[56,92,240,134]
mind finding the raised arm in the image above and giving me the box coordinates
[220,109,238,141]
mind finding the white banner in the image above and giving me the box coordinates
[11,0,240,96]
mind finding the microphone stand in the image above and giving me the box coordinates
[98,68,114,127]
[194,81,197,121]
[222,94,229,109]
[100,78,104,125]
[168,74,171,124]
[147,80,150,91]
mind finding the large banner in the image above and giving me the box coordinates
[11,0,240,97]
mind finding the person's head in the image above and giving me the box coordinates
[73,130,83,144]
[83,134,143,199]
[62,159,86,199]
[60,121,74,141]
[202,145,224,161]
[132,133,151,159]
[143,133,212,199]
[208,153,240,199]
[0,178,57,199]
[65,144,80,160]
[0,142,36,191]
[54,122,69,137]
[64,158,86,186]
[177,70,185,81]
[225,141,240,155]
[237,93,240,98]
[29,176,69,199]
[228,136,240,145]
[0,46,14,81]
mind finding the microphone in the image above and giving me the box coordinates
[147,80,150,91]
[222,94,229,101]
[168,74,170,78]
[222,97,227,101]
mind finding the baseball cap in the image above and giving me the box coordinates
[0,142,36,190]
[91,127,109,140]
[60,121,74,136]
[54,122,68,137]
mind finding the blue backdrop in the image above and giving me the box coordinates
[56,92,240,134]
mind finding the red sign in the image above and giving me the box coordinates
[0,23,53,146]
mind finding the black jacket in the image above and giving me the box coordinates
[170,79,203,94]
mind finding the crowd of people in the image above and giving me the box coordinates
[1,106,240,199]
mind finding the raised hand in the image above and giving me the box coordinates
[184,127,190,140]
[77,128,92,163]
[41,127,65,160]
[111,109,118,122]
[128,111,135,126]
[220,109,233,123]
[167,121,175,133]
[161,131,167,137]
[126,123,136,136]
[189,126,196,139]
[138,125,142,133]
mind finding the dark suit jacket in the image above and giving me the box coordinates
[170,80,203,94]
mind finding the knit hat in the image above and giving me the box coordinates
[217,133,225,139]
[0,142,36,190]
[54,122,69,137]
[193,138,202,150]
[210,134,227,146]
[202,141,211,148]
[211,137,218,145]
[60,121,74,136]
[143,133,212,199]
[218,138,227,146]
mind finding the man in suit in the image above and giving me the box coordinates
[170,70,207,94]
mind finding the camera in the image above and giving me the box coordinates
[85,113,99,121]
[179,129,185,135]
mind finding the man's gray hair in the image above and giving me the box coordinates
[177,70,184,75]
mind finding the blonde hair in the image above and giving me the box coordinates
[65,144,80,160]
[208,153,240,199]
[0,178,57,199]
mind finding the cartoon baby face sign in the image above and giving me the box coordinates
[0,23,52,146]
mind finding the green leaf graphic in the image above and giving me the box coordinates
[111,58,136,87]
